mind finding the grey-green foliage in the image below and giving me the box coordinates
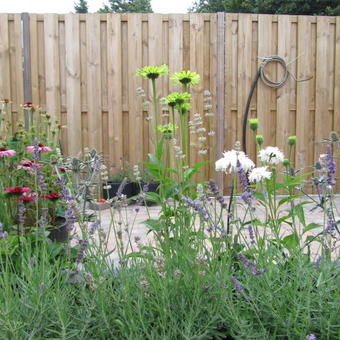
[74,0,89,13]
[189,0,340,15]
[98,0,153,13]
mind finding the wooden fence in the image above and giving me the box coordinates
[0,13,339,192]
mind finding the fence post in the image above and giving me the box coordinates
[216,12,225,192]
[21,12,32,129]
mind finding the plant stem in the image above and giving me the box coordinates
[151,79,159,145]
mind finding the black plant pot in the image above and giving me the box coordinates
[48,216,69,243]
[103,182,137,200]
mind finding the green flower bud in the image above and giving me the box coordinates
[288,136,296,146]
[249,118,259,131]
[283,159,290,167]
[330,131,339,142]
[255,135,264,146]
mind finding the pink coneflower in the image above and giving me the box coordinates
[4,187,31,195]
[26,143,52,154]
[12,196,35,202]
[42,192,62,200]
[0,147,16,158]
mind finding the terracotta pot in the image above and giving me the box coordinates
[48,216,69,243]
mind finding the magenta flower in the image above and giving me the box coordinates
[16,160,43,173]
[26,143,52,154]
[0,147,16,157]
[4,187,31,195]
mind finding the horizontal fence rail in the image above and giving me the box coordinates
[0,13,339,192]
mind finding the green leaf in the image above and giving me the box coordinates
[143,218,162,231]
[294,203,306,226]
[278,195,303,207]
[303,223,322,233]
[281,233,299,249]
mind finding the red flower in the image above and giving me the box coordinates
[4,187,31,195]
[12,196,35,202]
[42,193,62,200]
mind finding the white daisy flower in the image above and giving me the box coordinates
[258,146,284,165]
[248,166,272,183]
[215,150,255,173]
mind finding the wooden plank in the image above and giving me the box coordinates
[0,15,11,103]
[65,14,81,156]
[209,13,217,180]
[37,19,46,111]
[276,15,292,158]
[237,14,253,152]
[127,14,143,165]
[86,14,102,152]
[216,12,225,191]
[107,14,123,172]
[315,17,332,159]
[148,14,163,154]
[189,13,204,169]
[29,14,39,105]
[9,14,24,113]
[334,17,340,193]
[257,15,275,147]
[21,13,32,107]
[44,14,61,122]
[296,16,314,177]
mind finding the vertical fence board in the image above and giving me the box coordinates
[0,15,11,102]
[65,14,81,157]
[44,14,60,122]
[334,17,340,193]
[315,17,332,158]
[86,14,102,153]
[296,16,314,174]
[257,15,276,147]
[216,13,225,190]
[127,14,143,164]
[107,14,123,171]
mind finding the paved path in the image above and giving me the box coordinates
[84,196,340,262]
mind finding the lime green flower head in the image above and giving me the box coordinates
[166,92,191,107]
[255,135,264,146]
[176,102,191,114]
[171,70,200,86]
[136,64,169,79]
[288,136,297,146]
[249,118,259,131]
[157,123,178,133]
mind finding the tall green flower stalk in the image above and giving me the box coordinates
[136,65,169,146]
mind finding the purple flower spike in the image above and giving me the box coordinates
[238,254,265,275]
[306,335,316,340]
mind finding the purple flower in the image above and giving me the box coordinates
[248,225,256,245]
[237,161,253,204]
[208,180,227,208]
[313,256,322,270]
[0,223,7,240]
[32,161,47,194]
[76,239,89,263]
[230,276,245,294]
[181,195,210,222]
[325,146,336,187]
[58,175,77,231]
[306,335,316,340]
[238,254,265,275]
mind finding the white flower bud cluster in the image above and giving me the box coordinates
[136,87,146,97]
[100,164,109,182]
[173,140,186,159]
[133,164,141,181]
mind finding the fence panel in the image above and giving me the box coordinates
[0,13,339,192]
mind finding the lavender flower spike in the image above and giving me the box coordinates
[238,254,265,275]
[18,200,26,231]
[230,276,245,294]
[0,223,7,240]
[325,146,336,187]
[306,335,316,340]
